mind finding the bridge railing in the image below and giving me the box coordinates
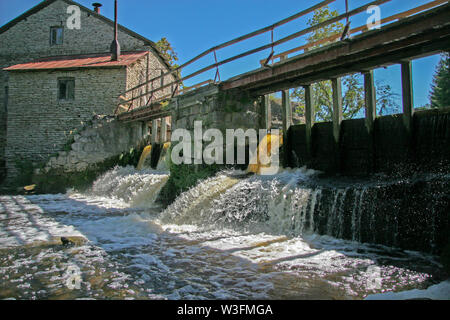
[115,0,447,117]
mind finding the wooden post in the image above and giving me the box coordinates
[401,61,414,134]
[160,117,168,143]
[364,70,376,133]
[280,56,292,136]
[331,77,343,143]
[260,95,272,129]
[151,119,159,145]
[304,84,314,158]
[364,70,376,173]
[282,89,292,135]
[332,77,343,172]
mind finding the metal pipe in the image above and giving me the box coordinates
[111,0,121,61]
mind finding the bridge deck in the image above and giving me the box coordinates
[221,3,450,95]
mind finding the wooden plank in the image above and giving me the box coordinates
[401,61,414,133]
[151,119,159,144]
[305,85,315,158]
[160,117,168,143]
[332,77,342,143]
[364,71,377,133]
[282,89,291,136]
[260,95,272,129]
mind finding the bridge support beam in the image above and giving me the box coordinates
[282,88,292,167]
[331,78,342,143]
[260,94,272,129]
[282,89,292,136]
[364,70,377,173]
[364,70,377,134]
[151,119,159,145]
[332,77,343,171]
[304,84,314,159]
[160,117,168,143]
[401,61,414,134]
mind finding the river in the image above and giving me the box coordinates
[0,166,448,300]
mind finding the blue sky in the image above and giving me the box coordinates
[0,0,444,109]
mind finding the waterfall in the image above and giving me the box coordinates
[89,166,169,207]
[159,168,449,253]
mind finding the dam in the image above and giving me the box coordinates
[0,0,449,301]
[0,166,448,300]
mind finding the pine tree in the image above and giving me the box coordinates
[430,53,450,109]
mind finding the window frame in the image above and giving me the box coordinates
[50,26,64,46]
[57,78,75,102]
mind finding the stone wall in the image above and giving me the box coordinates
[0,0,172,180]
[171,84,261,134]
[38,115,148,175]
[4,67,127,184]
[125,54,175,108]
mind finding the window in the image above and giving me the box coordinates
[50,26,63,45]
[58,78,75,101]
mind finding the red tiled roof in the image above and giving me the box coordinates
[4,51,148,71]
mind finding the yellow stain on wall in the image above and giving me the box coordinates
[247,133,283,175]
[136,145,152,171]
[162,142,171,150]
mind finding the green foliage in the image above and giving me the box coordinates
[430,53,450,109]
[158,145,222,206]
[155,37,179,68]
[306,6,344,47]
[291,6,399,121]
[13,158,35,187]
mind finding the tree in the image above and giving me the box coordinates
[155,37,183,88]
[430,53,450,108]
[155,37,179,68]
[291,6,399,121]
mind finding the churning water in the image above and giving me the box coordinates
[0,166,448,300]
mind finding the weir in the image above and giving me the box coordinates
[123,0,450,255]
[2,0,450,301]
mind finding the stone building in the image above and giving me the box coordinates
[0,0,174,185]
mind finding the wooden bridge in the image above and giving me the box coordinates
[115,0,450,144]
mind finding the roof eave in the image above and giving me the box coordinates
[0,0,175,74]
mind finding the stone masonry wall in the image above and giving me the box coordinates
[169,84,262,165]
[38,115,148,174]
[4,67,127,183]
[171,85,261,133]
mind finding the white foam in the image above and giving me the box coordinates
[366,280,450,300]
